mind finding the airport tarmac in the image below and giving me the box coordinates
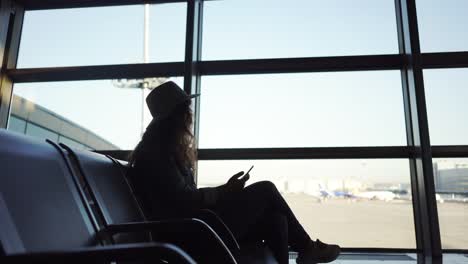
[283,194,468,249]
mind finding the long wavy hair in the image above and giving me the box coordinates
[128,101,197,170]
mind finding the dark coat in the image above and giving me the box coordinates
[129,155,219,220]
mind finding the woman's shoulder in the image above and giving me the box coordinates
[133,153,178,172]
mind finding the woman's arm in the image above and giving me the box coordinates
[147,158,222,211]
[140,158,245,213]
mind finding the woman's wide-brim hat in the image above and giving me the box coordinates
[146,81,199,121]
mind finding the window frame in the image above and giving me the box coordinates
[1,0,468,255]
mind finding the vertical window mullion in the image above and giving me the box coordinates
[395,0,442,259]
[184,0,203,182]
[0,0,24,129]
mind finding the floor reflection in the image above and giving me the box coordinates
[287,253,467,264]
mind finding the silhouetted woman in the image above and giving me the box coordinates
[128,81,340,264]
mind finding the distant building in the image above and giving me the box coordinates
[433,163,468,193]
[7,95,119,150]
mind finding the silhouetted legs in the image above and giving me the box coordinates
[239,211,289,264]
[214,181,311,264]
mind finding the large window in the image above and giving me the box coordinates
[198,159,415,248]
[2,0,467,254]
[17,3,187,68]
[10,77,183,149]
[199,71,406,148]
[203,0,399,60]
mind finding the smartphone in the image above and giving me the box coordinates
[242,165,254,181]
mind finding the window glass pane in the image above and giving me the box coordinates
[198,159,415,248]
[202,0,398,60]
[17,3,186,68]
[10,77,183,150]
[26,123,59,142]
[424,69,468,145]
[416,0,468,52]
[149,3,187,62]
[199,71,406,148]
[443,254,468,263]
[433,158,468,249]
[7,116,26,134]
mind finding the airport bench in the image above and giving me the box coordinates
[0,129,277,263]
[57,138,277,264]
[0,129,194,263]
[55,142,238,263]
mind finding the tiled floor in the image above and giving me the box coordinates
[288,253,468,264]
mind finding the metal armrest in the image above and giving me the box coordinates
[3,242,195,264]
[105,218,217,236]
[105,218,237,264]
[193,209,240,254]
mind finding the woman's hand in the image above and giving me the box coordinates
[223,171,249,195]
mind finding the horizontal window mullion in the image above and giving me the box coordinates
[8,54,407,83]
[199,54,404,75]
[20,0,191,11]
[431,145,468,158]
[198,147,411,160]
[97,147,411,161]
[10,52,468,83]
[421,52,468,69]
[98,146,468,160]
[7,62,185,83]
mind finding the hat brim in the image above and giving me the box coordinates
[148,94,200,123]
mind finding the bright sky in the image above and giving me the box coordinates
[10,0,468,186]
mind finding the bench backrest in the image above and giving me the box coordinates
[62,146,148,243]
[0,129,99,254]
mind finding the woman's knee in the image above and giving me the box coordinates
[248,181,279,195]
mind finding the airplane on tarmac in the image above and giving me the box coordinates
[318,184,397,201]
[353,191,396,201]
[318,184,355,199]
